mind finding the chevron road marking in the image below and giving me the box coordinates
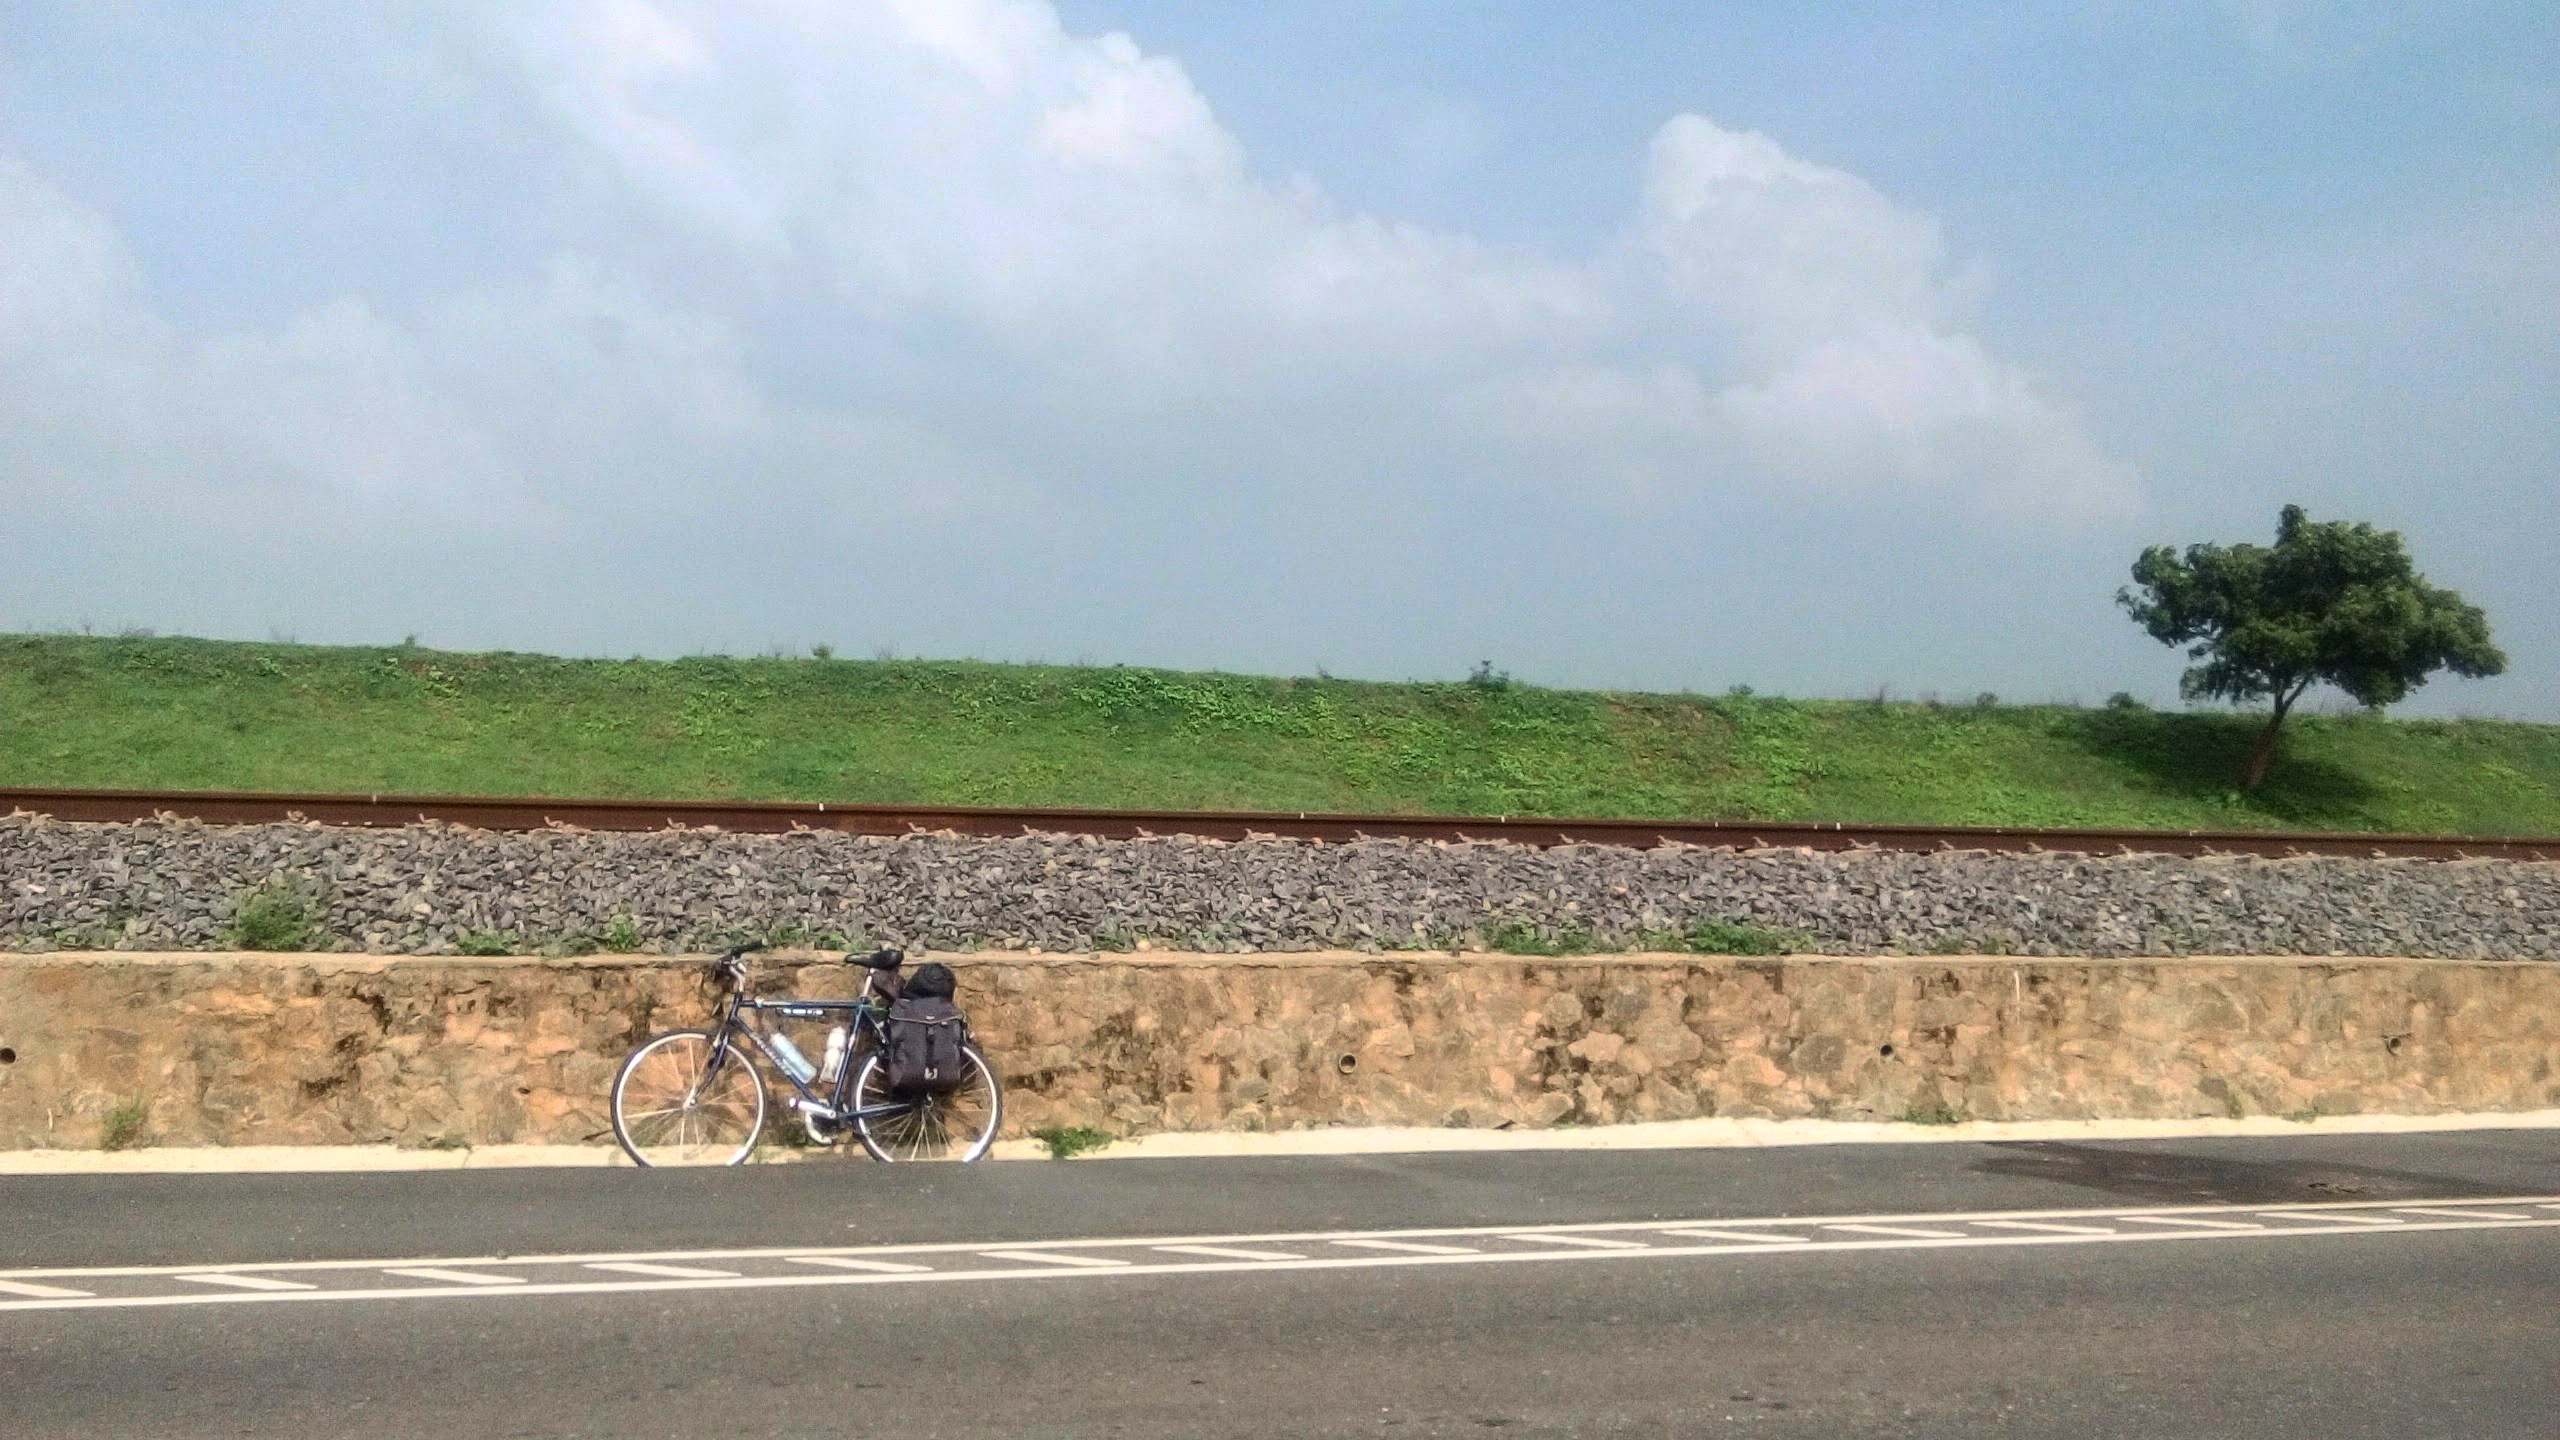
[1,1196,2548,1316]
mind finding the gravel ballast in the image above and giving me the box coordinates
[5,815,2554,959]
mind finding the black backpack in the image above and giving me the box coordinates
[885,962,968,1095]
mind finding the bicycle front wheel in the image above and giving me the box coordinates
[850,1045,1002,1162]
[611,1029,766,1167]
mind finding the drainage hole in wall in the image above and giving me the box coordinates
[1878,1043,1895,1058]
[1336,1053,1359,1076]
[0,1047,15,1064]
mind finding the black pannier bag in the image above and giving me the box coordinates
[885,962,968,1094]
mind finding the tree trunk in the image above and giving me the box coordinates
[2239,687,2302,790]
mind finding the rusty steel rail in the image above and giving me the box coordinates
[2,786,2555,860]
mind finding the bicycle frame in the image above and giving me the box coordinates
[705,968,915,1125]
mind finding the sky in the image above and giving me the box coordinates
[1,1,2552,716]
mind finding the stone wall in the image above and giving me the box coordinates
[5,951,2553,1150]
[6,816,2557,959]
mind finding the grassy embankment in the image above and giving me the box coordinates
[4,634,2555,837]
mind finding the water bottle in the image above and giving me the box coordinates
[767,1030,816,1085]
[818,1026,850,1085]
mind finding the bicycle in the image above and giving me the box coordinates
[609,943,1003,1167]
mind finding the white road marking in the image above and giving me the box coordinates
[16,1195,2523,1282]
[1972,1220,2116,1236]
[1826,1224,1970,1240]
[978,1250,1127,1268]
[1154,1245,1308,1262]
[2,1196,2547,1315]
[2256,1210,2402,1226]
[2394,1207,2530,1221]
[0,1280,92,1299]
[2119,1215,2264,1232]
[381,1268,524,1287]
[175,1273,315,1291]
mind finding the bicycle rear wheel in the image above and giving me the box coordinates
[850,1045,1002,1162]
[611,1029,766,1167]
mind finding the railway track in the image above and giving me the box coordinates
[3,786,2554,861]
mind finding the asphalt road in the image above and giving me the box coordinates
[3,1129,2554,1438]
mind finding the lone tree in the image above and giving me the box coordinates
[2117,505,2504,790]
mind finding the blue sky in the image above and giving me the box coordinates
[2,2,2552,716]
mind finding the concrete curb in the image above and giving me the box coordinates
[6,1109,2557,1175]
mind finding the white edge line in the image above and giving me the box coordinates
[16,1195,2550,1282]
[4,1218,2555,1315]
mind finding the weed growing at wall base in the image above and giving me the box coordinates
[99,1096,149,1151]
[1031,1125,1114,1159]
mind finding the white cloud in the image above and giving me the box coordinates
[1,0,2137,643]
[450,0,2135,512]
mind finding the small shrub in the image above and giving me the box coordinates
[1901,1102,1965,1126]
[1465,660,1512,692]
[600,914,645,954]
[455,930,514,957]
[1091,928,1140,953]
[1727,684,1754,699]
[2285,1107,2322,1124]
[810,643,835,661]
[100,1096,149,1151]
[2105,691,2148,712]
[1683,919,1805,956]
[1972,692,1998,709]
[1031,1125,1114,1160]
[225,880,316,952]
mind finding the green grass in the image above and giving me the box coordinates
[3,633,2556,835]
[1029,1125,1115,1160]
[1680,920,1809,956]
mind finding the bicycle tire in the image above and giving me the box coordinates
[850,1044,1002,1162]
[611,1028,767,1167]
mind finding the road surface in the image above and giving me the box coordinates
[3,1129,2554,1437]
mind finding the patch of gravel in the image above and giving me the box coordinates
[2,815,2553,959]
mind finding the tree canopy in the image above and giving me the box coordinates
[2117,505,2504,789]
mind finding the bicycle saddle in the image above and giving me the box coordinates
[854,947,905,970]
